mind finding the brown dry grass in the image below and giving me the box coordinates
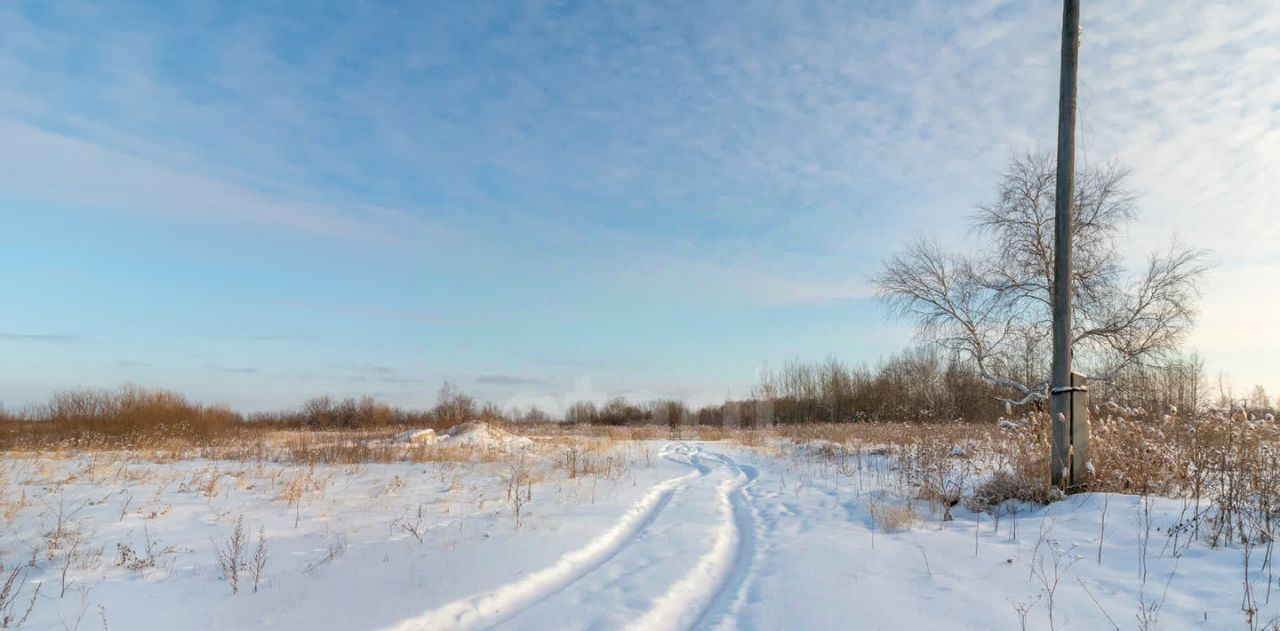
[727,411,1280,546]
[0,386,245,450]
[7,386,1280,545]
[0,386,467,454]
[868,497,920,532]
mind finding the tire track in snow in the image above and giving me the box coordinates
[695,454,763,631]
[381,444,705,631]
[623,450,760,631]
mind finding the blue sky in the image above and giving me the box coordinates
[2,1,1278,412]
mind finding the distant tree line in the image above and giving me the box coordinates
[553,348,1274,427]
[249,381,501,429]
[4,357,1276,446]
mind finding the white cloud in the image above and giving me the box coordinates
[1,0,1277,395]
[0,122,442,244]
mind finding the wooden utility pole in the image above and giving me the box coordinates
[1050,0,1087,491]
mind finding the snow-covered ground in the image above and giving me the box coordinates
[1,435,1270,630]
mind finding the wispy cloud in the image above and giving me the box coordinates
[352,364,396,375]
[0,0,1276,404]
[204,364,257,375]
[112,359,153,369]
[2,1,1273,261]
[0,332,79,342]
[0,122,443,244]
[475,374,546,386]
[266,299,439,324]
[345,375,431,386]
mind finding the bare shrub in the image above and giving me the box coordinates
[396,504,427,543]
[1031,540,1080,631]
[302,534,347,575]
[966,470,1049,513]
[251,527,268,594]
[42,496,87,558]
[58,533,83,598]
[868,497,919,532]
[903,436,975,520]
[1008,594,1042,631]
[0,552,40,628]
[116,526,174,578]
[214,515,247,594]
[507,454,533,529]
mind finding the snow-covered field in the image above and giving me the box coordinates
[1,429,1271,630]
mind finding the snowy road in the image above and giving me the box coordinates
[385,443,761,631]
[377,441,1261,630]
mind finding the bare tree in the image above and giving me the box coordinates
[1097,351,1208,415]
[433,381,476,424]
[564,401,598,425]
[1247,385,1272,416]
[875,152,1209,404]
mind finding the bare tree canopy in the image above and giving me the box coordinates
[874,152,1210,405]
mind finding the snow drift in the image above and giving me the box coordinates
[393,421,532,451]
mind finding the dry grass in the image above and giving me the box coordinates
[728,411,1280,547]
[547,436,628,479]
[868,496,920,532]
[763,421,990,447]
[7,386,1280,546]
[0,386,245,451]
[0,386,467,455]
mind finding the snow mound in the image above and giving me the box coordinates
[438,421,533,450]
[390,422,532,450]
[393,429,437,444]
